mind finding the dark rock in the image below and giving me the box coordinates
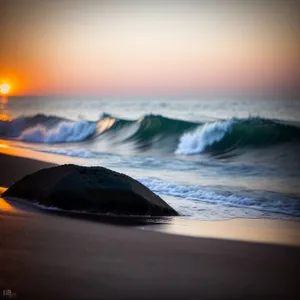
[3,164,178,216]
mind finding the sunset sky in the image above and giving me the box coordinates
[0,0,299,95]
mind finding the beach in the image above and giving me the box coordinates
[2,0,300,298]
[1,150,300,300]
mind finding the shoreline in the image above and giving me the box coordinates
[1,146,300,246]
[145,216,300,247]
[2,195,300,247]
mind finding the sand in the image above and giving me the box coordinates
[1,149,300,299]
[0,151,56,187]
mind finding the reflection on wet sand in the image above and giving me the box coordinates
[0,197,18,213]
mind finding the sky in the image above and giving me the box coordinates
[0,0,299,95]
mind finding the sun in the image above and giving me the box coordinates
[0,83,11,95]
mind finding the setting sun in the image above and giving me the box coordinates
[0,83,11,95]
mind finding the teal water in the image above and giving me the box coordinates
[1,95,300,220]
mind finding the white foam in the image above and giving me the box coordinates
[140,178,250,205]
[175,119,235,155]
[36,148,97,158]
[17,121,97,143]
[139,178,300,217]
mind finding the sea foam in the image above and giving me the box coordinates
[175,119,235,155]
[139,178,300,217]
[18,120,96,143]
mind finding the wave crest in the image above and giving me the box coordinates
[1,114,300,154]
[18,120,97,143]
[175,118,300,155]
[175,120,235,155]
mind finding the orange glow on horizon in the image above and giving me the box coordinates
[0,2,299,95]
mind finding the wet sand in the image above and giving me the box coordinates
[1,150,300,299]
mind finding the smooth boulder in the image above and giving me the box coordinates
[3,164,178,216]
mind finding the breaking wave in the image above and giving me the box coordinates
[175,117,300,155]
[18,121,96,143]
[0,114,96,143]
[175,119,234,155]
[1,113,300,155]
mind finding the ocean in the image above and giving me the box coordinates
[1,95,300,220]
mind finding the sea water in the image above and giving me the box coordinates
[1,95,300,220]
